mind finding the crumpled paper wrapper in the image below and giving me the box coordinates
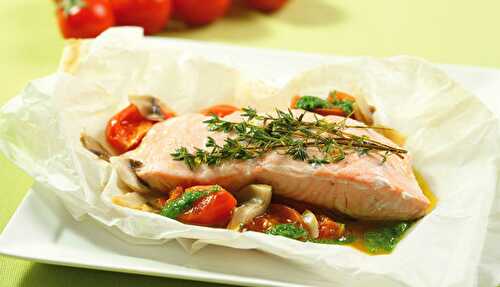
[1,28,499,287]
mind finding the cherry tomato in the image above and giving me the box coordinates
[174,0,231,26]
[246,0,288,13]
[245,204,305,233]
[56,0,115,39]
[106,104,154,154]
[110,0,172,35]
[177,188,237,227]
[201,104,239,117]
[317,214,345,239]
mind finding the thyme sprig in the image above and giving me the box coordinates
[171,108,407,169]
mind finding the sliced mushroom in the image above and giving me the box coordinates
[110,157,151,193]
[227,184,272,231]
[302,210,319,239]
[129,95,174,122]
[80,133,113,162]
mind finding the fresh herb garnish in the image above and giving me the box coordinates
[160,187,218,219]
[171,107,407,169]
[364,222,412,253]
[266,223,309,240]
[308,234,356,245]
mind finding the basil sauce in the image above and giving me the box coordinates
[266,223,308,240]
[295,95,354,115]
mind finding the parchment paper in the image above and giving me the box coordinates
[1,28,499,287]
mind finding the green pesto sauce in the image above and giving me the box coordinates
[363,222,412,253]
[161,190,209,219]
[296,95,354,115]
[332,99,354,115]
[296,96,331,110]
[161,185,221,219]
[266,223,308,240]
[266,224,356,246]
[302,221,411,254]
[265,221,411,253]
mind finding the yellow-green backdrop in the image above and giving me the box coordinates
[1,1,499,286]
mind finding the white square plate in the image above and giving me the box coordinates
[1,39,500,287]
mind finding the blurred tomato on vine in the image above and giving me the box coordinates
[173,0,231,26]
[56,0,115,39]
[110,0,172,35]
[246,0,288,13]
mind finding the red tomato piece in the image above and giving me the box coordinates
[246,0,288,13]
[56,0,115,39]
[245,204,305,233]
[110,0,172,35]
[312,107,346,117]
[267,204,305,224]
[177,189,237,227]
[106,104,154,154]
[317,214,345,239]
[173,0,231,26]
[201,104,239,117]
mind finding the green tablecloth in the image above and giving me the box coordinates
[1,1,499,286]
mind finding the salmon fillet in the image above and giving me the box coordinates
[117,111,430,220]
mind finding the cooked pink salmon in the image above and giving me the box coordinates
[118,111,430,220]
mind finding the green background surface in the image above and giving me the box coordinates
[1,1,499,286]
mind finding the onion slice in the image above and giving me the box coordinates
[352,93,374,125]
[227,184,272,231]
[302,210,319,239]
